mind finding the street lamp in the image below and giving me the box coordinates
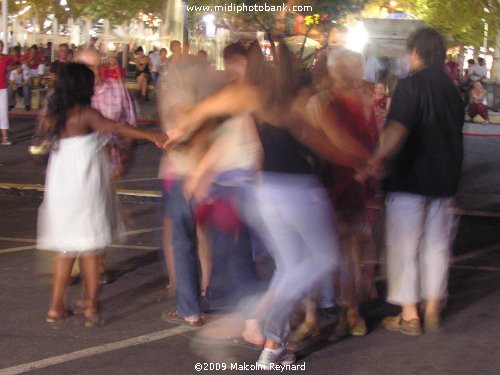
[346,21,368,53]
[203,14,216,37]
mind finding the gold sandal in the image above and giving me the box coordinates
[289,322,320,343]
[84,311,105,328]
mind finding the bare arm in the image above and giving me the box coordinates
[357,120,409,181]
[377,120,409,160]
[288,119,365,169]
[385,97,392,113]
[166,83,259,145]
[297,96,372,161]
[184,140,225,200]
[85,108,167,147]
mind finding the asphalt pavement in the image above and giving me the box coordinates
[0,115,499,374]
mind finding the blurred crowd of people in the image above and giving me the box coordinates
[447,55,489,124]
[34,26,466,369]
[0,37,187,145]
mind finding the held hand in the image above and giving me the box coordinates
[150,132,169,150]
[355,154,388,183]
[165,128,186,148]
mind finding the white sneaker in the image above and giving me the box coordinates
[257,345,296,370]
[1,140,12,146]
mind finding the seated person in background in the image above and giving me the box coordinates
[445,54,458,83]
[469,58,487,84]
[157,48,168,77]
[8,62,31,111]
[23,45,45,78]
[373,81,391,131]
[468,81,488,124]
[131,46,151,101]
[148,48,161,86]
[49,43,70,79]
[10,46,23,64]
[100,54,126,81]
[197,50,208,60]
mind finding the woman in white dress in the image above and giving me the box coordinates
[37,63,167,326]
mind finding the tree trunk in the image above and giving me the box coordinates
[266,29,277,61]
[491,34,500,83]
[473,46,480,60]
[299,25,314,62]
[458,45,466,74]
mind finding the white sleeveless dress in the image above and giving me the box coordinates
[37,133,122,253]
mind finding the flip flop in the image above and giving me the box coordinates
[224,336,264,351]
[46,309,74,324]
[161,310,203,327]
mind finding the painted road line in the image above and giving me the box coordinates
[123,226,163,236]
[0,183,44,191]
[0,245,36,254]
[1,183,498,217]
[0,325,194,375]
[450,265,500,272]
[109,244,160,251]
[452,244,500,263]
[0,244,159,254]
[0,183,161,198]
[453,208,500,218]
[0,237,35,243]
[116,189,161,197]
[117,178,160,183]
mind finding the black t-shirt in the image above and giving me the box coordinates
[257,123,316,175]
[383,65,465,197]
[50,60,66,74]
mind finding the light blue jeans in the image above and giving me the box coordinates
[251,173,341,343]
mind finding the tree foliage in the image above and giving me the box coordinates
[364,0,499,47]
[10,0,163,28]
[188,0,367,35]
[412,0,498,47]
[188,0,367,58]
[81,0,164,25]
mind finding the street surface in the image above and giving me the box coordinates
[0,115,499,374]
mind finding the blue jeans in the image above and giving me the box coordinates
[204,171,259,308]
[164,180,201,317]
[253,173,341,343]
[8,84,31,107]
[151,72,159,88]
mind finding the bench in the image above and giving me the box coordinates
[14,87,48,110]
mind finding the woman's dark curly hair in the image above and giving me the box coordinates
[43,63,95,137]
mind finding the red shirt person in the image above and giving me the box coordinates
[23,45,45,75]
[0,40,14,145]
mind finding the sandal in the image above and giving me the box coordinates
[288,322,320,343]
[225,336,264,350]
[349,319,367,336]
[161,310,203,327]
[74,299,88,315]
[46,308,74,324]
[240,331,265,348]
[84,310,105,328]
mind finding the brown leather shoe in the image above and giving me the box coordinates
[382,314,422,336]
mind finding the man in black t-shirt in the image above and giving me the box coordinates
[360,28,465,335]
[49,43,69,79]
